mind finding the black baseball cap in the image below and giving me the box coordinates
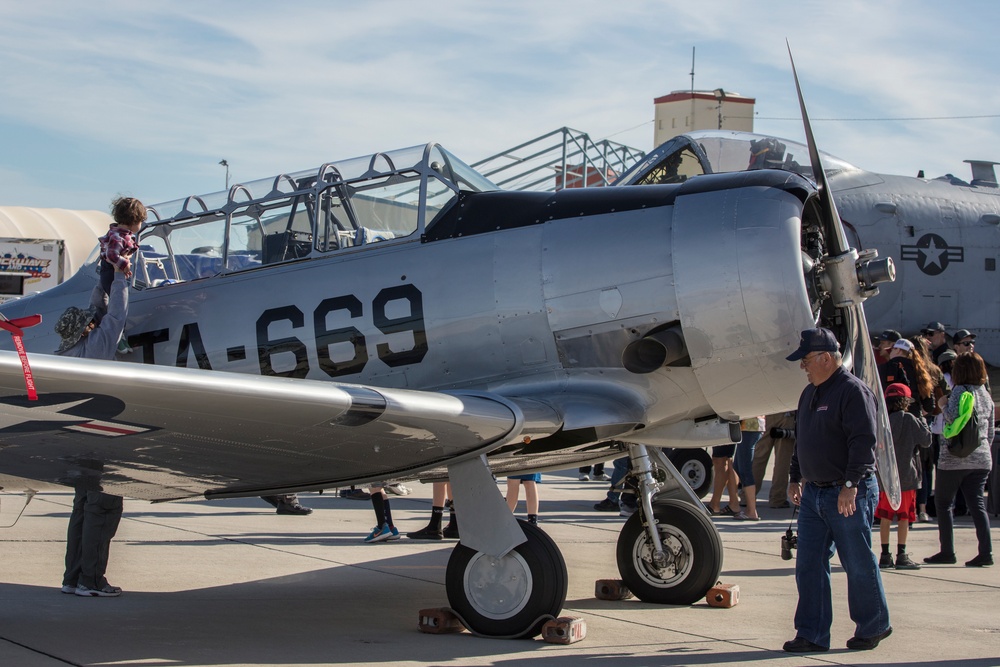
[921,321,946,334]
[878,330,902,342]
[787,328,840,361]
[952,329,977,343]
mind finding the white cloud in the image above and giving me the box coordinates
[0,0,996,207]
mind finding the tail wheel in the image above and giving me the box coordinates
[616,498,722,604]
[446,520,567,637]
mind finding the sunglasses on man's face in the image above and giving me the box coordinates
[956,340,975,347]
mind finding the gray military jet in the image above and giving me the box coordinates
[617,129,1000,366]
[0,69,895,637]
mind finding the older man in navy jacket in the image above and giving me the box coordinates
[783,328,891,654]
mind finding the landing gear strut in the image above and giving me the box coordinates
[616,444,723,604]
[616,499,722,604]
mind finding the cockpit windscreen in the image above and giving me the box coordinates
[615,130,859,187]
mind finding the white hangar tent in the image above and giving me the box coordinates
[0,206,112,283]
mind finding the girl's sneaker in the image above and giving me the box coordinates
[364,525,392,543]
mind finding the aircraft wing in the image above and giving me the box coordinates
[0,351,563,501]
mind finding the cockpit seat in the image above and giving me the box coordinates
[354,227,395,245]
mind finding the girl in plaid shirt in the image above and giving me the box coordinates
[99,197,145,297]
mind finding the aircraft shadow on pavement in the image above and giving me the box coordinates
[2,565,996,666]
[0,561,643,667]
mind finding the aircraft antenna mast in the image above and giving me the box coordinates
[690,47,696,131]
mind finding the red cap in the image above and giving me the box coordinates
[884,383,911,398]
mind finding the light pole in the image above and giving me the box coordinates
[219,159,230,190]
[713,88,726,130]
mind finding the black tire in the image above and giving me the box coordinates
[616,498,722,605]
[446,520,567,638]
[669,448,713,498]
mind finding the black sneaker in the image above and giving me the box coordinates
[442,522,459,539]
[340,488,371,501]
[878,552,894,569]
[923,552,957,565]
[895,553,921,570]
[846,626,892,650]
[276,502,312,515]
[593,498,619,512]
[782,637,828,653]
[407,526,443,540]
[75,584,123,597]
[966,554,994,567]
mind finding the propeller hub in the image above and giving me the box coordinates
[858,252,895,289]
[822,249,863,307]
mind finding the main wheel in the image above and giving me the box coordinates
[668,448,713,498]
[616,498,722,605]
[446,520,567,638]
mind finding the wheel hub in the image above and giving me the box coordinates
[633,524,694,586]
[462,551,533,620]
[679,460,706,488]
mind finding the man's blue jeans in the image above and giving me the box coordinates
[605,456,630,502]
[794,477,890,648]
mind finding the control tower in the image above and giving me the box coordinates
[653,89,755,147]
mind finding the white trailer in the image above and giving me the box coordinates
[0,207,112,302]
[0,239,65,302]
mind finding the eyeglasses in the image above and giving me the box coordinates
[956,340,975,347]
[801,352,828,366]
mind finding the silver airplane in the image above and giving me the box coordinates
[616,129,1000,365]
[0,66,896,638]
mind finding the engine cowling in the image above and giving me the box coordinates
[671,170,817,420]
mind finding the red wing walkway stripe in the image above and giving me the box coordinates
[64,420,151,437]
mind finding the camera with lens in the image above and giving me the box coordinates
[780,528,798,560]
[770,426,795,440]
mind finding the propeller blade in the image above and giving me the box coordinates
[787,42,900,509]
[787,41,850,256]
[852,305,902,510]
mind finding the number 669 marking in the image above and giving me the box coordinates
[256,284,428,378]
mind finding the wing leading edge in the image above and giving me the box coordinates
[0,351,563,501]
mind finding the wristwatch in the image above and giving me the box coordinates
[844,480,855,489]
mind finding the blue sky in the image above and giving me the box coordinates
[1,1,998,212]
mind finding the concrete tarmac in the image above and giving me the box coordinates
[1,472,998,667]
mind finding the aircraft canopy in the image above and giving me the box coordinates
[137,145,500,286]
[615,130,859,187]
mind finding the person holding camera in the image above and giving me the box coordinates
[753,411,796,509]
[782,328,891,654]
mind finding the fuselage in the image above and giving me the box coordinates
[833,171,1000,364]
[0,145,821,452]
